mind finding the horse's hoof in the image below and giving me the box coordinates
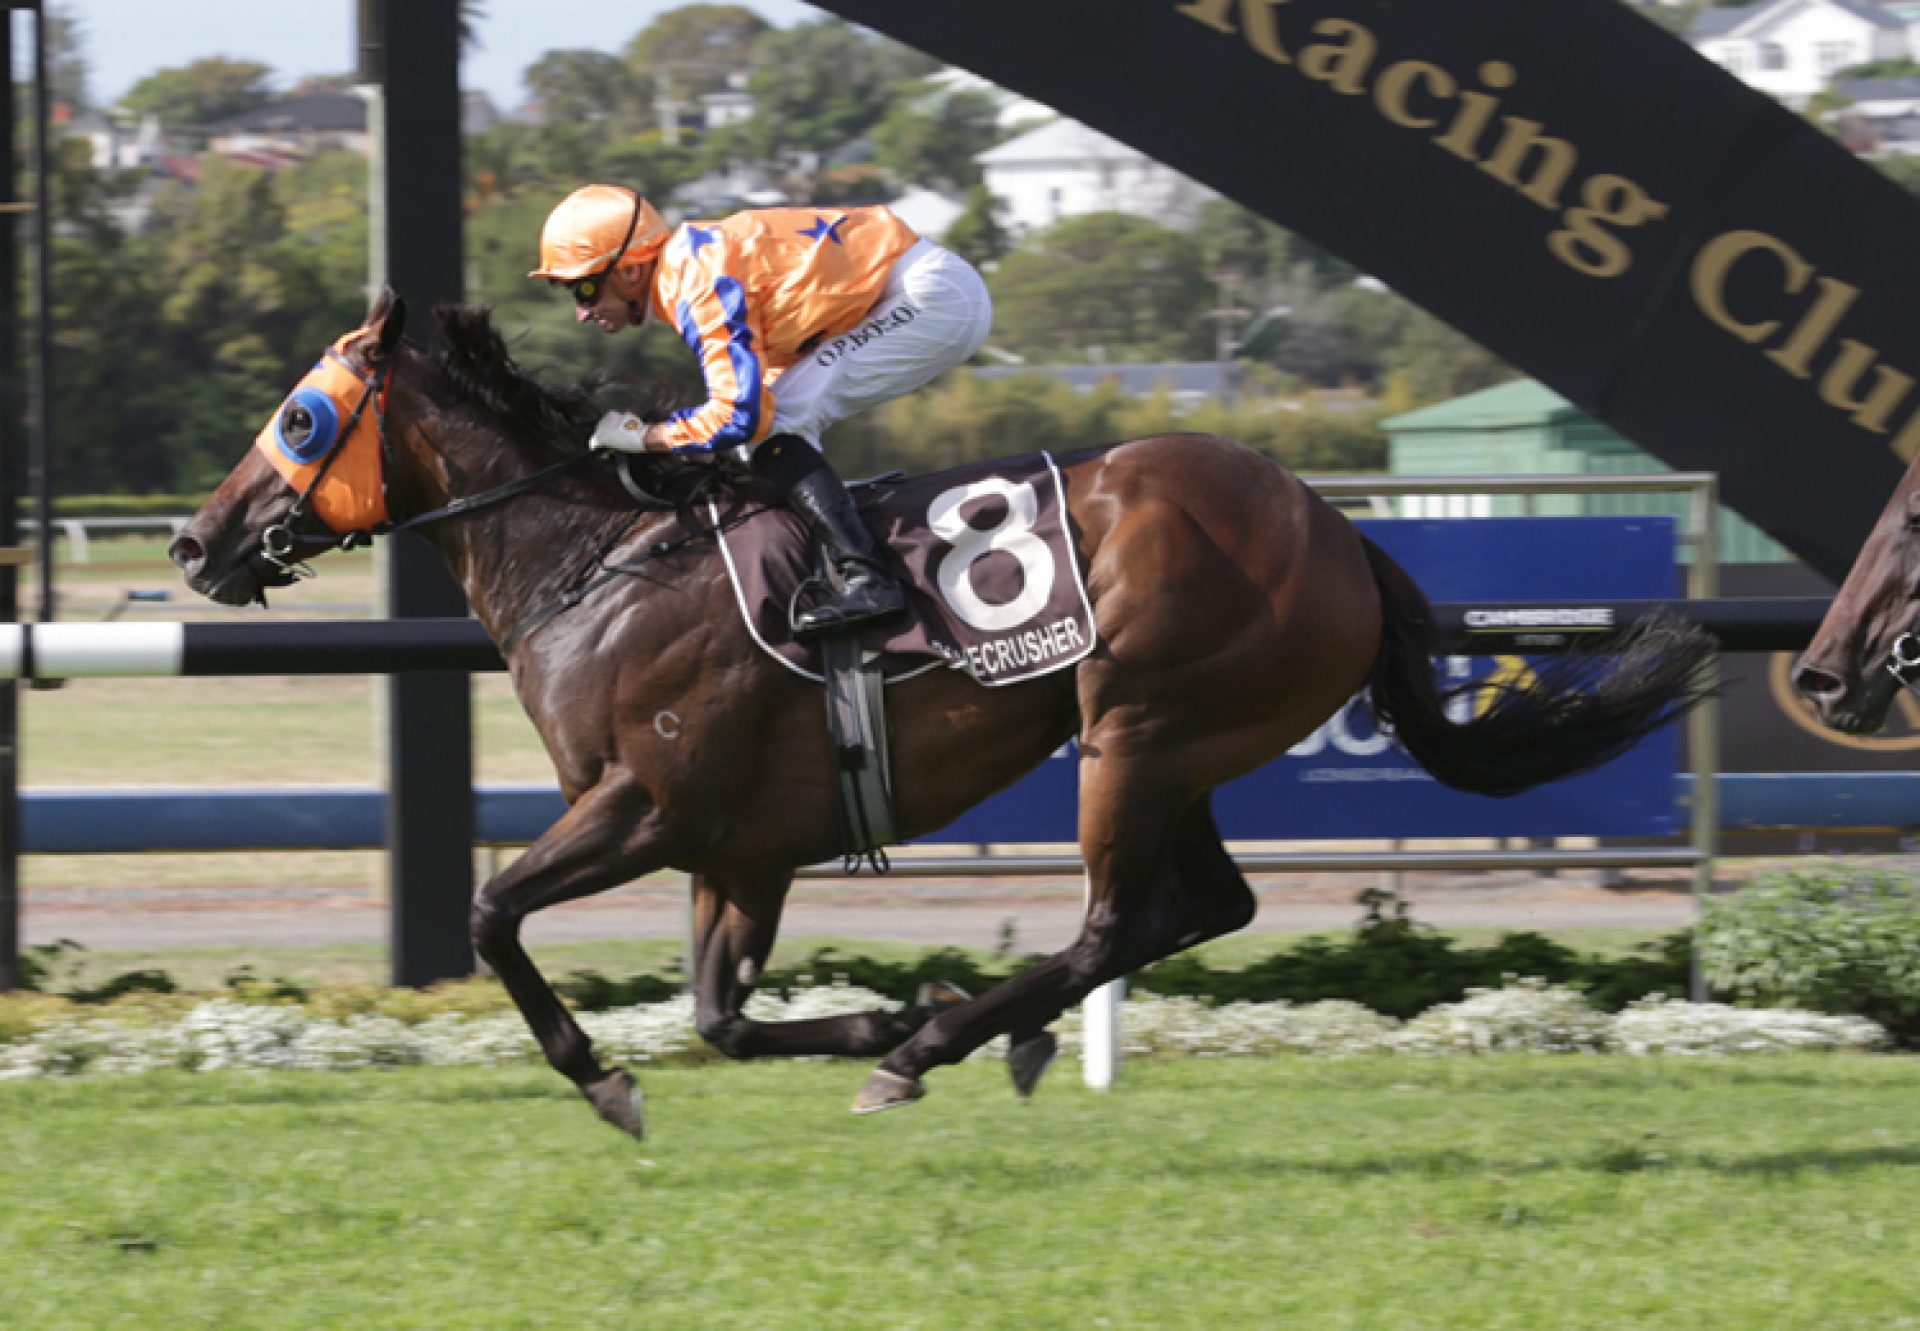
[1007,1031,1059,1101]
[851,1068,926,1115]
[584,1068,646,1139]
[914,980,971,1012]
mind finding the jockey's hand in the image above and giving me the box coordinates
[588,411,677,455]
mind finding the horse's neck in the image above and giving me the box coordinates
[420,463,662,649]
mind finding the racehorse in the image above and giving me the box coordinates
[170,290,1713,1137]
[1793,444,1920,732]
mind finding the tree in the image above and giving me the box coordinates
[523,49,652,132]
[1190,198,1293,284]
[623,4,769,103]
[943,185,1012,270]
[1382,308,1516,403]
[1877,155,1920,198]
[872,88,1001,191]
[119,57,274,126]
[44,2,90,114]
[738,20,936,163]
[988,213,1214,363]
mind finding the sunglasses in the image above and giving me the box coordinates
[557,196,646,307]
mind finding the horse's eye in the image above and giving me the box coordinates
[281,402,314,449]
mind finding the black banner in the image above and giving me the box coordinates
[806,0,1920,580]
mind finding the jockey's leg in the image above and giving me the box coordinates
[751,434,907,640]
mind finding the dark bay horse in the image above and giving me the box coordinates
[1794,443,1920,732]
[170,290,1712,1137]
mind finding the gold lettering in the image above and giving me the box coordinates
[1546,175,1669,279]
[1374,59,1455,127]
[1171,0,1295,64]
[1889,408,1920,462]
[1435,61,1516,162]
[1298,20,1376,95]
[1690,230,1811,345]
[1480,117,1578,208]
[1768,275,1856,380]
[1174,0,1239,32]
[1820,340,1914,433]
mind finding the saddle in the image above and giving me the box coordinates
[613,449,1098,868]
[702,451,1097,688]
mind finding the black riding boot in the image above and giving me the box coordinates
[752,435,907,640]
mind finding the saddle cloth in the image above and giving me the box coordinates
[709,452,1097,686]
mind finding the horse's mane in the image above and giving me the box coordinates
[426,304,717,508]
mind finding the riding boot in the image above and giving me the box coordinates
[751,435,908,640]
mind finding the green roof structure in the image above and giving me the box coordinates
[1383,379,1790,564]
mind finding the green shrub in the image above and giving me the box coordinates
[1698,861,1920,1046]
[12,893,1698,1023]
[1132,888,1689,1018]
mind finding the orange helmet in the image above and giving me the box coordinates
[528,185,669,282]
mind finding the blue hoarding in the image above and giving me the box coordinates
[927,516,1682,845]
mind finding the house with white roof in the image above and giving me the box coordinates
[1690,0,1914,108]
[976,118,1217,236]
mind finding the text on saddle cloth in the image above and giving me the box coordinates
[709,452,1097,687]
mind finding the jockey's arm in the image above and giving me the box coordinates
[652,276,777,454]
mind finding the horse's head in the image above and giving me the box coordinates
[1793,449,1920,733]
[169,287,409,605]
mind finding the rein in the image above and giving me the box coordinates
[497,487,772,656]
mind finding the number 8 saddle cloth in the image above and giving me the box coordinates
[708,451,1098,687]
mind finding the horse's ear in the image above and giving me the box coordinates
[366,286,407,361]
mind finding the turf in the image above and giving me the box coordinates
[2,1056,1918,1329]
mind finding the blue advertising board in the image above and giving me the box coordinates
[925,516,1682,845]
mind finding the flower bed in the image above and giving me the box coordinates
[0,980,1889,1081]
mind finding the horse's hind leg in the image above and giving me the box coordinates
[690,870,956,1058]
[470,776,667,1138]
[1003,793,1255,1096]
[855,748,1251,1111]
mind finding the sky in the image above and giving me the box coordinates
[54,0,822,112]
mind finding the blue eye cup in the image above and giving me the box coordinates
[275,386,342,464]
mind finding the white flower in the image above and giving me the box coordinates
[0,981,1892,1079]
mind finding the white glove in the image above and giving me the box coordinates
[589,411,651,453]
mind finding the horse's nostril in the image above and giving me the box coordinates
[1791,662,1845,703]
[168,533,204,573]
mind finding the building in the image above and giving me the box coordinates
[1690,0,1913,108]
[1383,379,1792,563]
[976,118,1217,236]
[1827,74,1920,150]
[200,90,371,158]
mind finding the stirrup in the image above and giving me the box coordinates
[793,593,907,641]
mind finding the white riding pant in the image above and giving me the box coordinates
[768,239,993,450]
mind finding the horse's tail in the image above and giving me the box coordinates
[1358,536,1714,798]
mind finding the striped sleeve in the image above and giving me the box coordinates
[657,274,774,452]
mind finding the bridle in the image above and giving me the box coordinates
[256,341,394,582]
[255,338,608,584]
[248,337,753,651]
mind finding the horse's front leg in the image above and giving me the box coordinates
[470,775,668,1138]
[691,869,950,1059]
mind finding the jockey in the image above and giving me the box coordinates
[530,183,994,640]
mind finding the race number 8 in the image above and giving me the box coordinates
[928,477,1056,632]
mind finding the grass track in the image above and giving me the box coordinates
[3,1057,1919,1329]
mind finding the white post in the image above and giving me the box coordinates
[1078,871,1123,1089]
[1082,977,1124,1089]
